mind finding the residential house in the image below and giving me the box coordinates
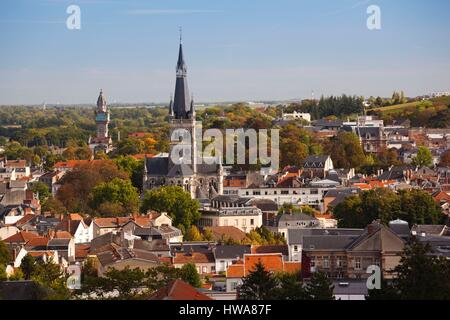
[301,221,405,280]
[214,245,251,273]
[302,155,334,179]
[198,195,263,233]
[225,253,301,294]
[149,279,212,300]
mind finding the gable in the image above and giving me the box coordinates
[350,227,404,253]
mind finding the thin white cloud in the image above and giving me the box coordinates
[124,9,223,15]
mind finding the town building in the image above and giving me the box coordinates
[143,39,223,200]
[88,90,113,154]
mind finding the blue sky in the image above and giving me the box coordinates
[0,0,449,104]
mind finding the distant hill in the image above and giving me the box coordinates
[370,96,450,115]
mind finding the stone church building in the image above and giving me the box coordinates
[143,40,223,199]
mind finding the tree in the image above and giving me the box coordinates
[304,272,335,300]
[333,189,442,228]
[274,272,305,300]
[30,181,51,203]
[20,254,36,280]
[368,239,450,300]
[184,226,203,241]
[115,156,145,190]
[89,178,140,216]
[412,146,433,168]
[238,262,279,300]
[179,263,202,288]
[0,241,11,266]
[99,267,146,300]
[0,264,7,281]
[41,197,67,215]
[398,189,442,225]
[31,260,70,300]
[141,186,200,230]
[56,161,128,213]
[325,132,366,169]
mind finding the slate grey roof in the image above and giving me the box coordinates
[314,119,343,128]
[333,280,369,296]
[167,164,194,177]
[0,281,43,300]
[146,157,169,176]
[278,213,318,223]
[302,155,330,169]
[287,228,364,245]
[171,42,193,120]
[214,245,251,260]
[412,225,448,236]
[47,238,71,248]
[303,235,359,250]
[133,239,170,252]
[356,127,384,139]
[212,195,252,206]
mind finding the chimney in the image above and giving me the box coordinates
[367,221,380,236]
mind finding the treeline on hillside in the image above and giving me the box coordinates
[284,95,365,120]
[0,106,169,149]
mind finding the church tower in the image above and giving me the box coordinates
[168,36,197,173]
[95,89,110,140]
[89,89,113,154]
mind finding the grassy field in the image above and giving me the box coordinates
[370,96,450,115]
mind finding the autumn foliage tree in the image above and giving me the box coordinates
[56,161,129,213]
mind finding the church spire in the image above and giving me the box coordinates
[172,33,193,119]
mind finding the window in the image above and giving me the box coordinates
[242,219,246,226]
[323,256,329,269]
[231,281,239,291]
[355,258,361,270]
[310,257,316,267]
[250,219,254,225]
[375,258,380,267]
[293,245,298,252]
[202,266,207,274]
[336,257,343,268]
[235,219,239,227]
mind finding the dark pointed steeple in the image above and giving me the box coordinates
[172,33,193,120]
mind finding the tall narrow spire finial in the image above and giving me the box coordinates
[179,26,182,44]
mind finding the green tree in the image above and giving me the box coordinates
[179,263,202,288]
[274,272,305,300]
[20,254,36,280]
[41,197,67,215]
[89,178,140,216]
[185,225,203,241]
[30,181,51,203]
[368,239,450,300]
[304,272,335,300]
[31,260,70,300]
[0,241,11,266]
[114,156,145,190]
[141,186,200,230]
[398,189,442,225]
[411,146,433,168]
[325,132,366,169]
[0,264,7,281]
[238,262,279,300]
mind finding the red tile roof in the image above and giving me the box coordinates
[205,226,247,242]
[226,254,301,278]
[173,252,215,265]
[251,245,289,256]
[3,231,39,243]
[149,280,212,300]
